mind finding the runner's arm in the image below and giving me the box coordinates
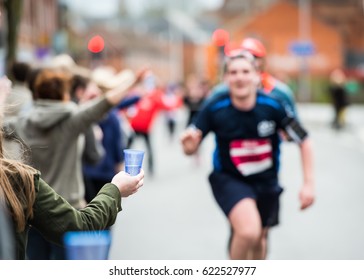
[180,125,202,155]
[279,113,315,210]
[181,95,216,155]
[298,137,315,210]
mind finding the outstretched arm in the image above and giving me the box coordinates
[180,126,202,155]
[298,137,315,210]
[31,170,144,245]
[279,115,314,210]
[105,68,147,106]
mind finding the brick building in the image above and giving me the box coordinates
[229,1,342,76]
[211,0,364,73]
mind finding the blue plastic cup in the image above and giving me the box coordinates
[124,149,144,176]
[63,230,111,260]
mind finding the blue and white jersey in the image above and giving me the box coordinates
[193,91,307,183]
[268,79,298,120]
[209,79,299,121]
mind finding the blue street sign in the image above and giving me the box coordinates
[289,41,315,56]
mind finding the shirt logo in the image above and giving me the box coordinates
[230,139,273,176]
[257,120,276,137]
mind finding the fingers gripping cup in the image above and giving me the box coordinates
[63,230,111,260]
[124,149,144,176]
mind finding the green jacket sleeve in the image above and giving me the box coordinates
[30,174,122,246]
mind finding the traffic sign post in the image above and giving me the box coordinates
[288,40,315,102]
[289,41,315,56]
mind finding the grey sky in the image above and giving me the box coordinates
[64,0,223,17]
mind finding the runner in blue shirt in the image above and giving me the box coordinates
[181,50,315,260]
[211,38,298,122]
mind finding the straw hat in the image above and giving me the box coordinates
[91,66,136,91]
[49,54,91,78]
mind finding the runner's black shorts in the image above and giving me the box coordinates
[208,171,283,227]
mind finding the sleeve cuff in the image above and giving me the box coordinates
[99,183,122,212]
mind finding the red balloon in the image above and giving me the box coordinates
[88,35,105,53]
[212,29,229,47]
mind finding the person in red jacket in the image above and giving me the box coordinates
[125,72,182,175]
